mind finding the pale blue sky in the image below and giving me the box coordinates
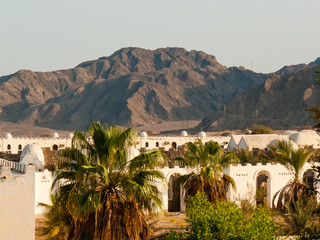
[1,0,319,76]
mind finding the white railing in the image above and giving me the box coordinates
[0,158,26,173]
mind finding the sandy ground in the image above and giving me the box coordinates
[35,212,186,240]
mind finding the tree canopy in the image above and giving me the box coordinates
[41,122,166,240]
[176,139,239,203]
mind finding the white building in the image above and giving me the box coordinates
[138,131,230,150]
[0,132,73,154]
[0,164,35,240]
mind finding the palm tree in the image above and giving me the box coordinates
[237,148,269,165]
[177,139,239,203]
[42,122,165,240]
[271,140,314,212]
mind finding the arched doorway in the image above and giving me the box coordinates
[52,144,59,151]
[171,142,177,150]
[256,171,270,207]
[303,169,314,188]
[168,173,181,212]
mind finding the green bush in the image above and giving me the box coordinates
[251,124,274,134]
[167,193,276,240]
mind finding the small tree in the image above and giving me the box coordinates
[251,125,274,134]
[176,140,239,204]
[307,66,320,131]
[271,141,314,212]
[167,193,276,240]
[284,198,317,236]
[308,107,320,131]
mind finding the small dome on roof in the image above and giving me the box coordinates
[269,139,298,150]
[140,131,148,137]
[67,133,74,139]
[300,129,317,134]
[51,132,59,138]
[20,143,44,171]
[180,131,188,137]
[199,131,206,138]
[282,130,298,136]
[290,131,320,147]
[4,133,12,139]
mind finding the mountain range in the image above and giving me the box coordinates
[0,47,319,132]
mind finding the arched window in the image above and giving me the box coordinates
[52,144,59,151]
[156,142,159,147]
[18,144,22,150]
[145,142,149,148]
[256,171,270,207]
[168,173,181,212]
[7,144,11,150]
[171,142,177,150]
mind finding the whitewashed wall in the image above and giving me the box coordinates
[0,137,72,154]
[35,170,53,214]
[0,165,35,240]
[138,136,230,151]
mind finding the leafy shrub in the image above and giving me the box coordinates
[167,193,276,240]
[251,124,274,134]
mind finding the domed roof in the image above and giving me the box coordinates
[180,131,188,137]
[299,129,317,134]
[51,132,59,138]
[67,133,74,139]
[290,131,320,148]
[268,139,298,150]
[4,133,12,139]
[282,130,298,136]
[140,131,148,137]
[20,143,44,171]
[199,131,206,138]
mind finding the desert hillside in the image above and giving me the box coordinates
[0,47,267,131]
[195,65,320,131]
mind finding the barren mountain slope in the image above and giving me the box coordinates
[0,47,267,130]
[195,66,320,131]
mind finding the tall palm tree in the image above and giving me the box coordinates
[177,139,239,203]
[43,122,165,240]
[271,140,314,212]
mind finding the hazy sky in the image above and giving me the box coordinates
[1,0,319,76]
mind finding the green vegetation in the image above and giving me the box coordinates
[41,122,165,240]
[251,124,274,134]
[237,148,269,165]
[167,193,276,240]
[176,140,239,203]
[308,106,320,131]
[307,66,320,130]
[271,141,314,212]
[284,198,318,236]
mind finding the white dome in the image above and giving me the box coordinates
[51,132,59,138]
[300,129,317,134]
[20,143,44,171]
[4,133,12,139]
[269,139,298,150]
[180,131,188,137]
[282,130,298,136]
[199,131,206,138]
[140,131,148,137]
[290,131,320,148]
[67,133,74,139]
